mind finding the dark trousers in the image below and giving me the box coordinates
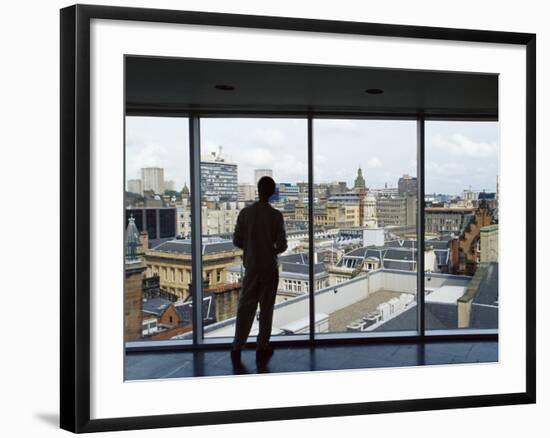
[232,267,279,350]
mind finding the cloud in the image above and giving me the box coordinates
[252,127,286,147]
[242,147,274,168]
[317,119,357,131]
[428,161,464,176]
[432,134,498,158]
[275,152,308,182]
[316,153,328,164]
[367,157,383,168]
[125,142,169,178]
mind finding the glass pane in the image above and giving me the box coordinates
[424,121,499,331]
[124,116,193,342]
[199,118,310,341]
[313,119,417,334]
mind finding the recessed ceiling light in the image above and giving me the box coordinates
[365,88,384,95]
[215,84,235,91]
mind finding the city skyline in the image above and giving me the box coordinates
[126,117,498,196]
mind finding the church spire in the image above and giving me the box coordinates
[126,215,140,261]
[354,166,366,191]
[181,181,190,198]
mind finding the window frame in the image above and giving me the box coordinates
[125,111,499,351]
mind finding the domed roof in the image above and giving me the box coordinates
[181,182,190,196]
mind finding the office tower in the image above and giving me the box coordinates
[127,179,143,195]
[201,147,238,202]
[254,168,273,184]
[141,167,165,194]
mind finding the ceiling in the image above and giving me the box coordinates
[125,56,498,119]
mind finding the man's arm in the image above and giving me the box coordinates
[233,210,245,249]
[274,211,287,255]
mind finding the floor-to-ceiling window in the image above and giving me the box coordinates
[313,119,418,335]
[124,116,194,341]
[198,118,310,339]
[424,120,499,332]
[124,115,499,346]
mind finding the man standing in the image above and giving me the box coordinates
[231,176,287,363]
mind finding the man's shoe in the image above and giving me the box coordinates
[230,348,242,364]
[256,345,274,362]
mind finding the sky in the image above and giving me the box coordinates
[126,117,498,196]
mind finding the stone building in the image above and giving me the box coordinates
[425,207,476,234]
[277,253,329,301]
[124,216,145,342]
[144,237,242,301]
[449,201,495,275]
[398,174,417,196]
[479,224,499,263]
[375,195,416,227]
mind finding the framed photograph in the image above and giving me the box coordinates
[60,4,536,433]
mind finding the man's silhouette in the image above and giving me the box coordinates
[231,176,287,364]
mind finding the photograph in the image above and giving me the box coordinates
[123,57,501,381]
[52,1,538,434]
[3,1,548,437]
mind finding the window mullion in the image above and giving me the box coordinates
[189,115,204,344]
[308,115,315,342]
[417,116,426,336]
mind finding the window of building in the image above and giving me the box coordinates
[424,120,499,332]
[124,59,498,353]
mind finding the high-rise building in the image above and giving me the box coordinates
[141,167,165,194]
[201,148,238,202]
[127,179,143,195]
[238,183,256,201]
[398,174,417,196]
[254,169,273,184]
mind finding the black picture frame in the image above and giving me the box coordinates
[60,4,536,433]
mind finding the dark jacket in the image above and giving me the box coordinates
[233,201,287,273]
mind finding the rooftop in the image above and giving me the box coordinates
[149,238,240,255]
[426,286,467,305]
[425,207,476,213]
[175,269,484,340]
[329,289,406,332]
[480,224,499,233]
[142,297,172,317]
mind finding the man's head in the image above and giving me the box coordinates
[257,176,276,201]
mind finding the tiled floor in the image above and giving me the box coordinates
[125,341,498,380]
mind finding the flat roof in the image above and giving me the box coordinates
[426,285,466,304]
[328,289,406,332]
